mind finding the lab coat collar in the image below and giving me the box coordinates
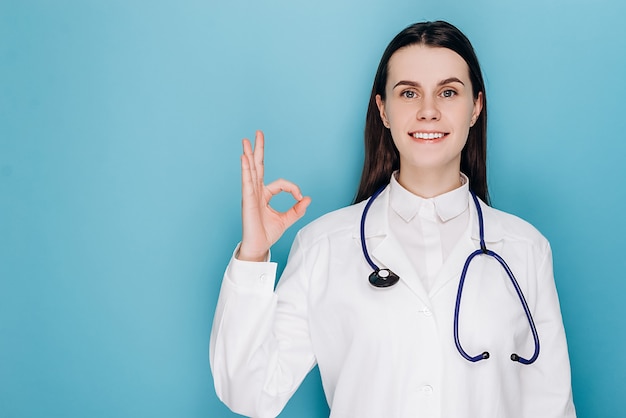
[354,185,427,301]
[353,184,506,302]
[354,183,505,243]
[469,194,504,244]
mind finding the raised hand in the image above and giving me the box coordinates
[238,131,312,262]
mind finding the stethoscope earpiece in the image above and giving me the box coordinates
[369,268,400,288]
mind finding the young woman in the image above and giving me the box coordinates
[210,21,576,418]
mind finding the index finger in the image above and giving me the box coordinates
[266,178,304,201]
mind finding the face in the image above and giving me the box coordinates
[376,45,483,177]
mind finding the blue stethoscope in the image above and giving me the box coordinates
[360,184,540,365]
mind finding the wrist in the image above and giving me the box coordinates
[236,245,269,262]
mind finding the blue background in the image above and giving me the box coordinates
[1,0,625,417]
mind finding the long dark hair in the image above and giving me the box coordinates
[354,21,489,204]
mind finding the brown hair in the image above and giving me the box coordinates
[354,21,489,204]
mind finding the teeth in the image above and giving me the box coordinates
[412,132,445,140]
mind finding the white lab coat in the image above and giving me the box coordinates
[210,185,576,418]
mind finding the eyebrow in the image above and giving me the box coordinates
[393,77,465,89]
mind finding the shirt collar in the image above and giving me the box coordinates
[389,171,470,223]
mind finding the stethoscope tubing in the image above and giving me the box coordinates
[454,191,540,364]
[360,184,386,272]
[453,247,541,365]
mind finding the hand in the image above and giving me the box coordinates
[238,131,311,262]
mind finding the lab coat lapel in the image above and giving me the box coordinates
[429,194,506,298]
[354,186,432,306]
[429,231,475,298]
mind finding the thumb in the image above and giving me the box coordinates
[282,196,312,229]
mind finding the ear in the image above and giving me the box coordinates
[471,91,484,126]
[375,94,390,128]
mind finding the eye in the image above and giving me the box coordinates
[441,89,457,98]
[401,90,417,99]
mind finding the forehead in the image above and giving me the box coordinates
[387,45,471,84]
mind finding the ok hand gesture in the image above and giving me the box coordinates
[238,131,312,262]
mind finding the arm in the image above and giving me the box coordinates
[210,131,314,417]
[210,237,316,417]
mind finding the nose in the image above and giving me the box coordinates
[416,97,440,121]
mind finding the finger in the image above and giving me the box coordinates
[253,130,265,184]
[242,137,258,186]
[241,153,254,199]
[281,196,312,229]
[265,178,304,201]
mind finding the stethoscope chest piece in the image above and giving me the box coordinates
[369,268,400,288]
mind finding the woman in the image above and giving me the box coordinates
[210,21,576,418]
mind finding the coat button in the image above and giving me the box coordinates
[259,273,269,283]
[420,385,434,395]
[420,307,433,317]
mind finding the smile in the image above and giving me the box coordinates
[410,132,447,140]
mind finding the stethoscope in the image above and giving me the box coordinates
[360,184,540,365]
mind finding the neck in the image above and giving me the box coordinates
[396,166,462,198]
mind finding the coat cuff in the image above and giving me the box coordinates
[225,243,278,291]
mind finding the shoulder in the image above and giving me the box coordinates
[482,203,550,248]
[295,200,367,246]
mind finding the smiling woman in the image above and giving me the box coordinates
[374,45,483,198]
[210,21,576,418]
[356,21,488,205]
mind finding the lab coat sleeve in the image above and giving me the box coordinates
[521,241,576,417]
[210,237,317,418]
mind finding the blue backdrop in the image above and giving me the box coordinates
[1,0,625,417]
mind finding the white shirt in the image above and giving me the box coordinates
[210,177,576,418]
[388,173,469,291]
